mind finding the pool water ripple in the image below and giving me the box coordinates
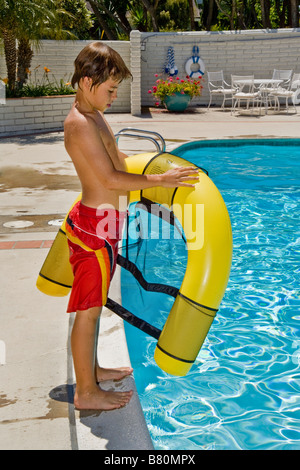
[122,139,300,450]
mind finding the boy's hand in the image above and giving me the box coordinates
[160,166,199,188]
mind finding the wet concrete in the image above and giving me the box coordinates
[0,166,80,192]
[0,214,66,233]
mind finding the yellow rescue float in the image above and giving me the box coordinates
[36,152,232,376]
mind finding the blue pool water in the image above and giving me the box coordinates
[121,139,300,450]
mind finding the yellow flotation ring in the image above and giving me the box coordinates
[125,152,232,376]
[36,196,79,297]
[36,151,232,377]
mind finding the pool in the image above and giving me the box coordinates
[121,139,300,450]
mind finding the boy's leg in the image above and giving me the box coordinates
[71,306,133,410]
[94,316,133,383]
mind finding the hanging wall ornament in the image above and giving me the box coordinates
[164,46,178,76]
[185,46,205,79]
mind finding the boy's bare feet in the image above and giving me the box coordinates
[96,365,133,383]
[74,385,133,411]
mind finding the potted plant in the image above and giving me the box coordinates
[148,74,203,111]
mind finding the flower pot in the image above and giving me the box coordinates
[164,92,191,112]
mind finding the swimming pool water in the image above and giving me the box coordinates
[121,139,300,450]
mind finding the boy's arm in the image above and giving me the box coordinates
[68,117,198,191]
[118,150,128,160]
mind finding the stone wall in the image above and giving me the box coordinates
[0,39,131,113]
[138,28,300,109]
[0,95,74,137]
[0,40,131,136]
[1,29,300,136]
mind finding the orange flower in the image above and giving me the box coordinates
[44,67,50,73]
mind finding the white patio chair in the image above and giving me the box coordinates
[261,69,294,107]
[231,75,262,115]
[272,69,293,89]
[207,71,235,110]
[269,72,300,113]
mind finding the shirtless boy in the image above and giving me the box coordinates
[64,42,198,411]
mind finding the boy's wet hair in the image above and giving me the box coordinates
[71,42,132,90]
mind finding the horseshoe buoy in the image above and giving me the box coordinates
[185,46,205,79]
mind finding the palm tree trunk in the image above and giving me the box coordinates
[206,0,215,31]
[188,0,195,30]
[17,37,34,89]
[2,28,17,91]
[289,0,299,27]
[260,0,271,28]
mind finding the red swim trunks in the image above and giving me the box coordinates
[65,201,126,313]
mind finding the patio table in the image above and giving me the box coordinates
[233,79,283,113]
[233,79,283,87]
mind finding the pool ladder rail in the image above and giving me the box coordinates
[115,128,166,153]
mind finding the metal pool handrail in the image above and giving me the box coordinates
[115,128,166,152]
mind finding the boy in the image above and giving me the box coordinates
[64,42,198,411]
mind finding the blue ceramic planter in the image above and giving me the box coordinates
[164,92,191,112]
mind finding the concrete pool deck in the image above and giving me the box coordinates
[0,105,299,450]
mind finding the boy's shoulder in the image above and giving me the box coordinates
[64,105,98,139]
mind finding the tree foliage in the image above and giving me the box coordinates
[44,0,94,40]
[158,0,191,31]
[1,0,298,94]
[0,0,93,92]
[0,0,65,90]
[87,0,196,38]
[199,0,299,31]
[86,0,299,39]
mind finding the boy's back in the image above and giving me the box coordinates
[64,75,128,211]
